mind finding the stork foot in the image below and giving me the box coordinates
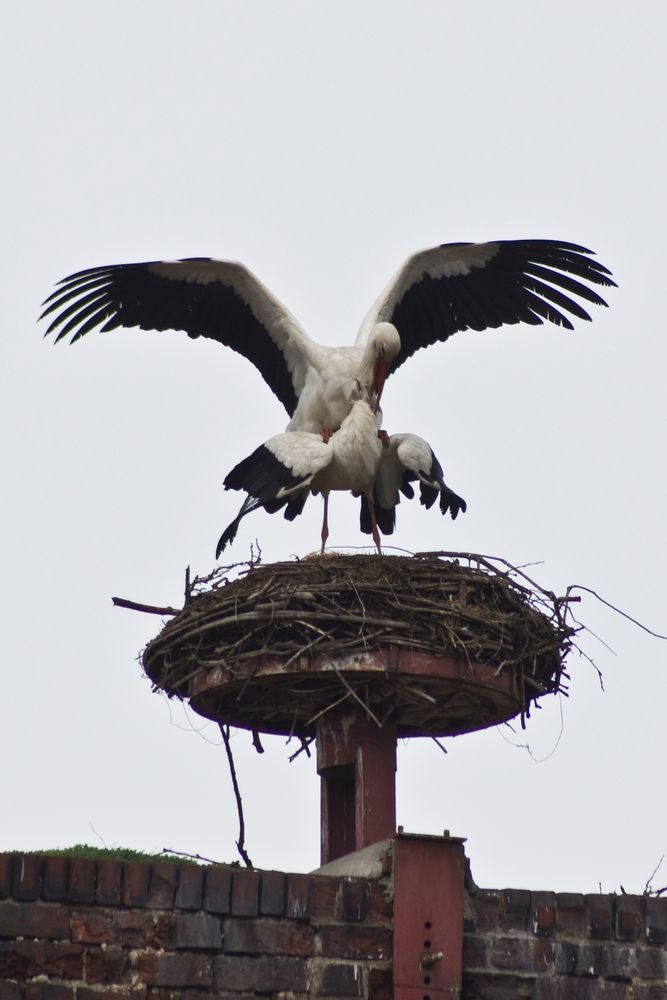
[377,429,390,448]
[321,427,332,444]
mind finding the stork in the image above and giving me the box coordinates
[40,240,615,439]
[360,433,467,537]
[217,394,384,556]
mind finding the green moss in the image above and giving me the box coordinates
[14,844,211,865]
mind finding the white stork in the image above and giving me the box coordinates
[360,434,467,538]
[217,394,384,556]
[40,240,615,438]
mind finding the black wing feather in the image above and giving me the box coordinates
[388,240,616,373]
[41,260,299,416]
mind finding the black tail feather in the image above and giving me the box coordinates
[360,495,396,536]
[216,495,264,558]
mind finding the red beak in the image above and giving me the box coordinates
[373,357,389,414]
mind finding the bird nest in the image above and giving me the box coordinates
[142,553,577,739]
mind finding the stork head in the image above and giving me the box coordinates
[368,322,400,413]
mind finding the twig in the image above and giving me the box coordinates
[567,585,667,640]
[431,736,448,754]
[251,729,265,754]
[288,736,314,763]
[331,664,382,727]
[218,724,253,868]
[112,596,180,616]
[644,854,665,895]
[161,847,226,865]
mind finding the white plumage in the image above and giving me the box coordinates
[40,240,614,438]
[218,396,384,555]
[40,238,615,553]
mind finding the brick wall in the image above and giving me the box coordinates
[464,886,667,999]
[0,853,392,999]
[1,852,666,999]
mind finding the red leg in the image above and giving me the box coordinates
[377,429,390,448]
[321,427,332,444]
[366,492,382,555]
[320,493,330,555]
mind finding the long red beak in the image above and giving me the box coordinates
[373,358,389,414]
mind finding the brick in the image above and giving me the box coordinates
[73,909,164,949]
[463,933,489,969]
[77,990,142,1000]
[311,875,339,920]
[470,889,502,932]
[555,893,585,936]
[646,896,667,945]
[134,950,211,988]
[213,954,306,992]
[174,866,204,911]
[535,979,630,1000]
[24,985,74,1000]
[615,894,643,941]
[531,891,556,937]
[205,867,232,916]
[12,855,42,901]
[67,858,96,904]
[585,893,613,939]
[148,863,178,909]
[0,857,11,899]
[318,924,391,961]
[367,880,393,922]
[11,940,83,979]
[461,972,536,1000]
[286,873,311,920]
[95,859,122,905]
[490,935,553,973]
[501,889,531,931]
[367,967,393,1000]
[0,980,21,1000]
[633,986,667,1000]
[317,960,365,996]
[84,944,131,984]
[113,910,170,949]
[340,878,368,922]
[603,944,639,980]
[634,946,667,981]
[230,869,259,916]
[0,942,19,978]
[71,912,112,944]
[223,917,314,957]
[171,912,222,950]
[42,857,68,902]
[122,861,150,907]
[259,870,285,916]
[554,941,606,977]
[0,901,70,940]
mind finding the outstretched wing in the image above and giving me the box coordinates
[40,257,315,416]
[357,239,616,373]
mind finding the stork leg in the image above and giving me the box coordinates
[320,493,330,555]
[365,492,382,555]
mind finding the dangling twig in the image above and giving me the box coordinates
[566,585,667,640]
[288,736,314,763]
[218,724,253,868]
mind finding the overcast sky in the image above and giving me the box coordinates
[2,1,665,893]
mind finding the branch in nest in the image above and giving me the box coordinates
[112,596,180,617]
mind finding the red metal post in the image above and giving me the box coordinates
[393,833,466,1000]
[316,709,397,865]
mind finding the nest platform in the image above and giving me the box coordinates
[143,554,573,739]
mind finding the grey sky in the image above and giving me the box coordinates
[2,1,665,891]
